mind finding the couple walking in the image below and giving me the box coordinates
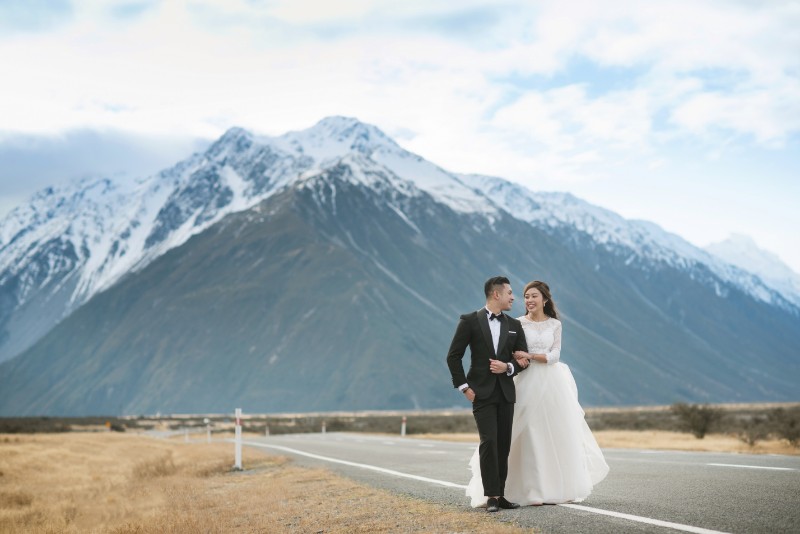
[446,276,608,512]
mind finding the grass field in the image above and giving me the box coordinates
[0,433,530,533]
[1,402,797,533]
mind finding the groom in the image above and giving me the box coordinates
[446,276,528,512]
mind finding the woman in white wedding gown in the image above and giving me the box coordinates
[466,280,609,507]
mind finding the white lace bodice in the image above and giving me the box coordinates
[518,316,562,363]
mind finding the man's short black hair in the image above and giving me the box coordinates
[484,276,511,298]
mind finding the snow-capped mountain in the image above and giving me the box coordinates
[1,117,799,414]
[461,174,800,311]
[1,118,491,303]
[0,117,493,362]
[0,117,797,365]
[705,234,800,307]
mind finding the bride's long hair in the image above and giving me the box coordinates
[523,280,559,319]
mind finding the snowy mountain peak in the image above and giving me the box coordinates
[0,117,489,317]
[200,118,493,216]
[205,126,257,161]
[706,234,789,273]
[275,116,401,164]
[307,115,399,148]
[460,173,799,311]
[705,234,800,304]
[205,117,402,175]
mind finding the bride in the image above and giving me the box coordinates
[466,280,609,506]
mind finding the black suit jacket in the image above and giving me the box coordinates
[446,309,528,403]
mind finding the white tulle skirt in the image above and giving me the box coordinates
[466,362,609,507]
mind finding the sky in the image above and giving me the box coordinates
[0,0,798,271]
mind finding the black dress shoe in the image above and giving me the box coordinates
[486,497,499,513]
[498,497,520,509]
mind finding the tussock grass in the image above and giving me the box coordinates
[0,433,532,533]
[0,490,34,507]
[593,429,799,455]
[132,453,177,479]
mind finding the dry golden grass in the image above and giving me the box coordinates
[593,430,800,455]
[0,433,534,533]
[410,430,799,455]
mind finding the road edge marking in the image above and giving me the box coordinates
[559,504,730,534]
[707,463,796,471]
[246,440,732,534]
[243,441,467,489]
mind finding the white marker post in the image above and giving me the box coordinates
[401,415,407,437]
[204,417,211,443]
[234,408,243,471]
[321,420,326,434]
[184,427,189,443]
[265,423,270,437]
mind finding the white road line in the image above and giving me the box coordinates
[244,441,467,489]
[247,440,732,534]
[560,504,730,534]
[606,457,799,471]
[707,463,796,472]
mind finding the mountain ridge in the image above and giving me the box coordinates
[2,157,798,414]
[3,117,793,330]
[0,117,800,411]
[0,120,798,414]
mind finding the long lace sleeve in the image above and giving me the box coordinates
[545,322,562,364]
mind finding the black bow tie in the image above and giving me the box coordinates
[489,313,502,321]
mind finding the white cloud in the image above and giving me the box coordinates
[260,0,377,23]
[0,0,798,270]
[1,0,797,146]
[670,84,800,147]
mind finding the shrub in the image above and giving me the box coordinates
[738,416,769,446]
[670,403,722,439]
[768,408,800,446]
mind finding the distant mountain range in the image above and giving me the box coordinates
[0,117,797,415]
[705,234,800,307]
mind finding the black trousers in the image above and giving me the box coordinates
[472,380,514,497]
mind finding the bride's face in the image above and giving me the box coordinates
[524,288,545,314]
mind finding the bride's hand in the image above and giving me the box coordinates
[514,356,529,368]
[513,350,531,362]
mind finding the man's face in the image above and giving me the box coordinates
[496,283,514,311]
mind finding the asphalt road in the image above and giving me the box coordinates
[242,432,800,534]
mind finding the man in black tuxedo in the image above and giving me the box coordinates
[446,276,528,512]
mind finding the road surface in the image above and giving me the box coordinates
[242,432,800,533]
